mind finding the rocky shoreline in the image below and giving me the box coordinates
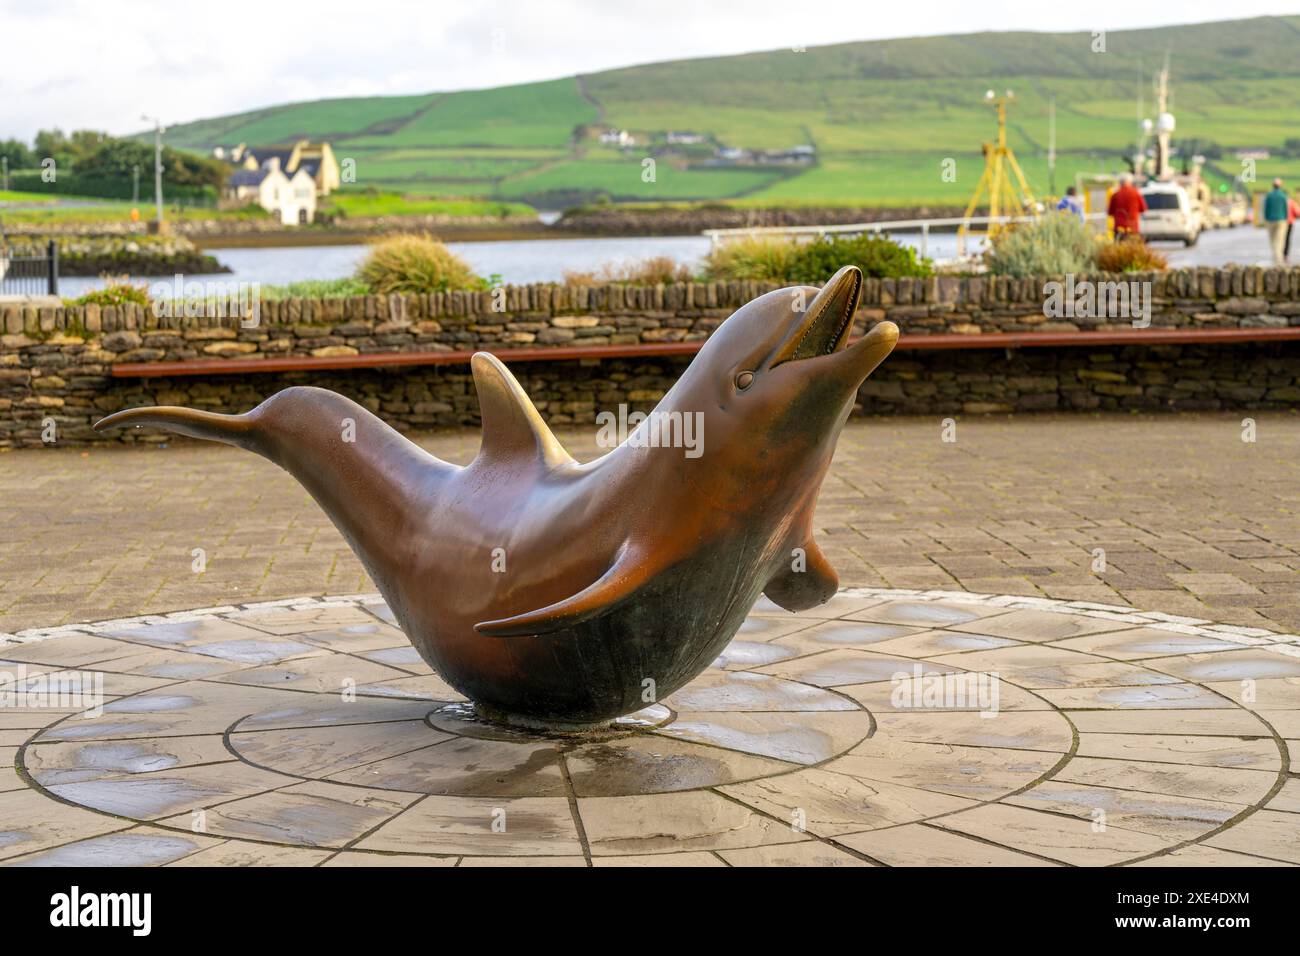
[3,213,546,244]
[552,204,970,236]
[2,205,967,247]
[4,235,228,277]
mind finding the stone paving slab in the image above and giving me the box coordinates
[1,588,1295,867]
[2,413,1299,635]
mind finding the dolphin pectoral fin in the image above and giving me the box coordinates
[474,549,659,637]
[470,352,575,470]
[763,539,839,612]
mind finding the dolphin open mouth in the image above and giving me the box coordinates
[771,264,863,366]
[767,264,899,382]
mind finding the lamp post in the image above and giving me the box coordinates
[141,114,165,229]
[1047,96,1056,196]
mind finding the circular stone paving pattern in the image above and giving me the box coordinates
[2,589,1298,867]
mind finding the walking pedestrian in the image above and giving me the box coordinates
[1285,188,1300,261]
[1108,174,1147,240]
[1056,185,1085,223]
[1264,178,1289,265]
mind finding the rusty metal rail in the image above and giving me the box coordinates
[109,326,1300,378]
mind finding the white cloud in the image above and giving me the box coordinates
[0,0,1288,141]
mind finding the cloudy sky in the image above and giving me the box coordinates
[0,0,1290,141]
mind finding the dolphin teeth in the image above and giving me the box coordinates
[777,266,862,365]
[823,298,856,355]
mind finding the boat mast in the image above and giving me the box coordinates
[1153,51,1173,181]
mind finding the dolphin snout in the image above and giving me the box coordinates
[841,320,899,381]
[864,320,900,349]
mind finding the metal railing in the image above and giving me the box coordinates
[0,239,59,296]
[704,213,1109,260]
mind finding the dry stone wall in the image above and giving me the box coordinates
[3,267,1299,447]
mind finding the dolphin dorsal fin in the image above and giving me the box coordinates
[470,352,574,470]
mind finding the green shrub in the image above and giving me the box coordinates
[701,233,931,282]
[260,278,372,300]
[787,234,931,281]
[985,214,1098,277]
[699,235,798,282]
[355,233,484,294]
[65,276,152,307]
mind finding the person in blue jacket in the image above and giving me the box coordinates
[1056,186,1085,222]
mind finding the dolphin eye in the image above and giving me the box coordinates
[735,371,754,390]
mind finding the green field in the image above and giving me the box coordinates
[150,16,1300,210]
[0,190,529,225]
[0,191,273,225]
[336,79,597,149]
[323,193,533,219]
[164,94,437,150]
[496,159,786,201]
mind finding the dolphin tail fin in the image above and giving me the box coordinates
[95,388,456,606]
[94,406,259,448]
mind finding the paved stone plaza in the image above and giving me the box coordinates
[1,589,1296,866]
[3,413,1299,634]
[1,413,1298,865]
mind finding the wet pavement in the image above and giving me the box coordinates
[2,589,1296,866]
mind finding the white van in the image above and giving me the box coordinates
[1140,182,1202,246]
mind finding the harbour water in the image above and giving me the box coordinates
[51,226,1271,299]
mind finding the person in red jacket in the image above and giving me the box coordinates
[1108,173,1148,239]
[1285,189,1300,261]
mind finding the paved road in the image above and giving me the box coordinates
[2,413,1298,634]
[1161,224,1283,269]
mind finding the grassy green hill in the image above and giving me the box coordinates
[160,15,1300,209]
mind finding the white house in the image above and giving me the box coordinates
[217,141,341,196]
[598,128,634,147]
[226,157,317,225]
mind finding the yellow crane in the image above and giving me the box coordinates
[959,91,1037,241]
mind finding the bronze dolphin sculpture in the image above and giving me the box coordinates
[95,265,898,728]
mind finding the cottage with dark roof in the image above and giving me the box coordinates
[224,155,317,225]
[219,140,340,196]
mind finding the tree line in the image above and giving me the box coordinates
[1,129,228,200]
